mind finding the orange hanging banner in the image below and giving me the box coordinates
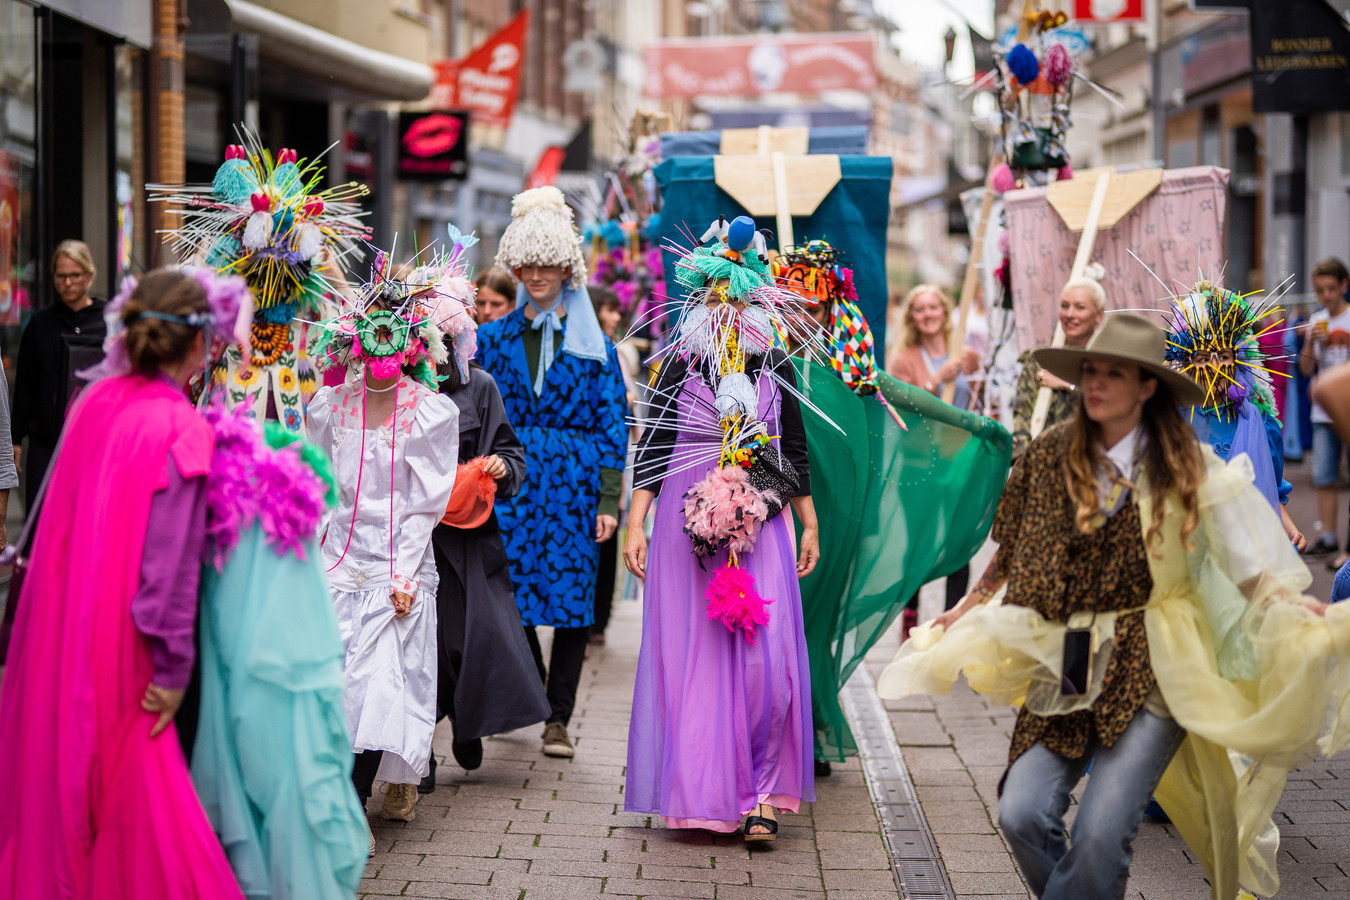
[429,10,531,129]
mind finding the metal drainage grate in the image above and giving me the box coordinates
[842,667,956,900]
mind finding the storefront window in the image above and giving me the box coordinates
[0,0,36,378]
[115,43,144,284]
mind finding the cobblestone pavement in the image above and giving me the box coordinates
[360,461,1350,899]
[359,599,900,900]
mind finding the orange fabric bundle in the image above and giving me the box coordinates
[441,457,498,529]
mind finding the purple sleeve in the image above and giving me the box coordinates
[129,458,208,689]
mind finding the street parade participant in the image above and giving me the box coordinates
[879,312,1350,900]
[473,266,516,324]
[0,268,246,899]
[306,248,464,832]
[420,225,548,791]
[475,186,628,759]
[774,240,1011,771]
[151,134,369,431]
[1164,278,1305,550]
[623,217,819,841]
[1010,274,1105,458]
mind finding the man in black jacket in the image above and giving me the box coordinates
[12,241,106,512]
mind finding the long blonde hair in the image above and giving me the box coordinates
[1062,374,1204,548]
[899,284,954,350]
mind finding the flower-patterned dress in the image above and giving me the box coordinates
[208,321,319,432]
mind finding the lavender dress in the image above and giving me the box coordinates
[625,354,815,830]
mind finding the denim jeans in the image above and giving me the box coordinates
[998,711,1185,900]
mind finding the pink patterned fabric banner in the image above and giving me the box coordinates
[1004,166,1230,352]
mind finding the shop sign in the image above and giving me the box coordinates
[1072,0,1145,22]
[429,11,530,129]
[644,33,876,100]
[398,111,470,181]
[1249,0,1350,113]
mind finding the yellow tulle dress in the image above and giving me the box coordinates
[878,448,1350,900]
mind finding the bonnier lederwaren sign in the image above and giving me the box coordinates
[1249,0,1350,114]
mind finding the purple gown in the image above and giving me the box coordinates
[624,363,815,831]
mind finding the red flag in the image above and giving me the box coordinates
[431,11,530,129]
[526,146,565,189]
[1072,0,1144,23]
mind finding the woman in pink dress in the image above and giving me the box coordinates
[0,269,244,899]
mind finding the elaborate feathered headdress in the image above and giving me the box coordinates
[495,186,588,288]
[1163,279,1286,418]
[149,132,371,322]
[308,229,478,389]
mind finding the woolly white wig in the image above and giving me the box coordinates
[495,186,588,289]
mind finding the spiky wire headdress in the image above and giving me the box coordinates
[1163,279,1286,417]
[308,229,478,390]
[773,240,856,307]
[148,131,372,323]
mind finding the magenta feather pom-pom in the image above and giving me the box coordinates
[204,406,265,568]
[368,356,401,380]
[705,565,773,642]
[1043,44,1073,88]
[991,162,1016,194]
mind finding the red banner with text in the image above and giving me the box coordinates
[644,33,877,100]
[430,10,530,129]
[1072,0,1145,23]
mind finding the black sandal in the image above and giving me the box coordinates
[743,804,778,842]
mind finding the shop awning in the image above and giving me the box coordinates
[223,0,432,101]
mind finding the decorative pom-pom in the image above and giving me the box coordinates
[714,372,758,419]
[682,466,773,558]
[212,158,256,204]
[991,162,1016,194]
[296,222,323,261]
[243,210,271,251]
[1006,43,1040,86]
[1057,162,1073,181]
[1227,383,1248,403]
[705,565,772,642]
[1043,44,1074,88]
[368,356,400,380]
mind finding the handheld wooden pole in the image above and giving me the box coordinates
[943,175,997,405]
[1028,169,1111,438]
[771,151,794,251]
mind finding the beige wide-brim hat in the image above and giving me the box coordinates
[1033,311,1205,407]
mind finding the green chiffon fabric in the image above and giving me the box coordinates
[792,360,1013,761]
[192,525,369,899]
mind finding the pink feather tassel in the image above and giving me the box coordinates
[705,565,772,642]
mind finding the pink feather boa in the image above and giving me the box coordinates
[682,466,777,558]
[705,565,772,642]
[203,405,328,566]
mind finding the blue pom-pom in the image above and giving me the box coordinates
[644,213,662,241]
[212,159,257,204]
[726,216,757,253]
[602,220,627,246]
[1007,43,1040,85]
[272,162,304,199]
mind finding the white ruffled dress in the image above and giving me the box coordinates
[307,376,460,784]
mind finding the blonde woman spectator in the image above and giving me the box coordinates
[887,284,981,410]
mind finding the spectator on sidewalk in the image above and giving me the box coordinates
[475,187,628,760]
[11,240,106,513]
[880,312,1349,900]
[888,284,981,636]
[1300,257,1350,564]
[0,269,242,897]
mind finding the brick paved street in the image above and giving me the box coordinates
[360,459,1350,900]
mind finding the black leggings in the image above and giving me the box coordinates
[352,749,384,802]
[524,625,590,726]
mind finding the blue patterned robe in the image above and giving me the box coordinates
[475,309,628,628]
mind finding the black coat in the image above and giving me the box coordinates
[431,365,549,739]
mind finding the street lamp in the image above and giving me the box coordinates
[944,26,958,70]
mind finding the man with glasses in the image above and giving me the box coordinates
[12,241,107,514]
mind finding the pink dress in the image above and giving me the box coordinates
[0,375,242,899]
